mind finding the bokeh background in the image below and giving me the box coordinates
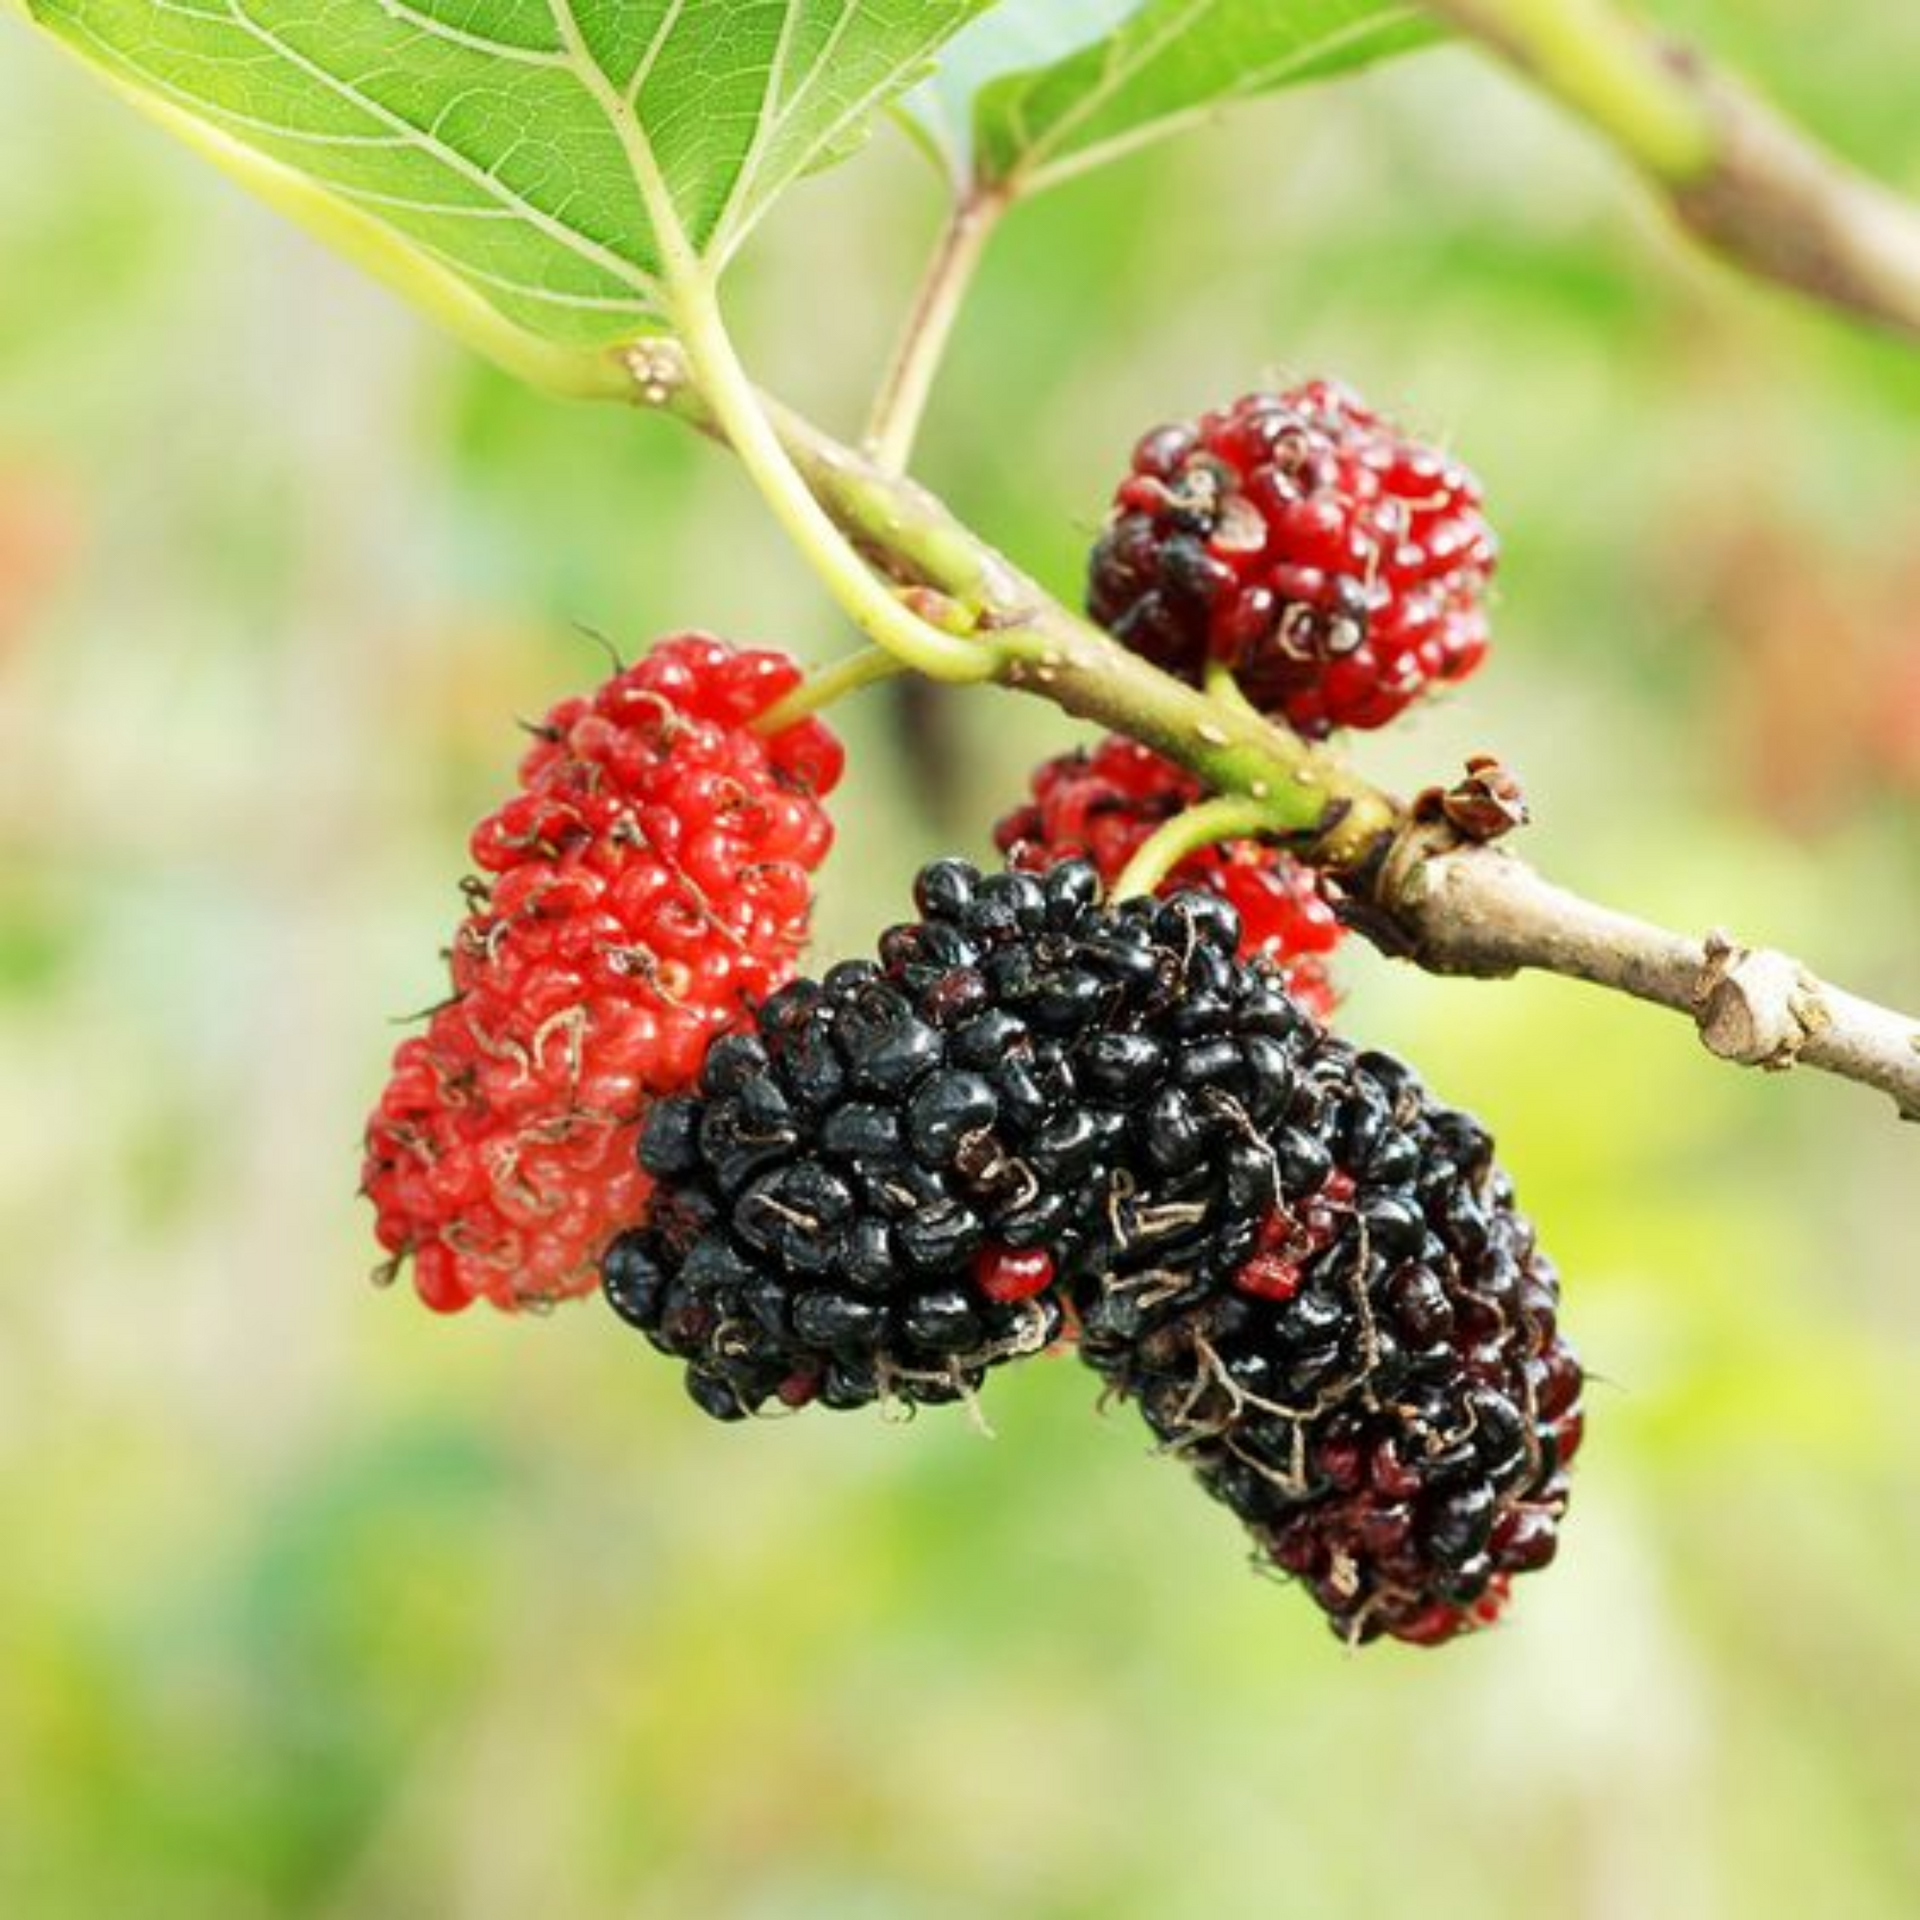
[3,4,1919,1914]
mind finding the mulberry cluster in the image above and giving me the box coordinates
[605,858,1580,1644]
[1088,382,1496,735]
[363,635,841,1314]
[993,733,1343,1022]
[373,356,1585,1648]
[601,859,1308,1417]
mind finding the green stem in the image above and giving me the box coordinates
[992,624,1384,853]
[865,190,1005,474]
[668,278,1000,684]
[756,646,906,731]
[1111,795,1279,900]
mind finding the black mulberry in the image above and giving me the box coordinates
[601,857,1318,1418]
[1071,1044,1583,1647]
[603,855,1582,1647]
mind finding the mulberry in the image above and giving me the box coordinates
[363,634,841,1315]
[605,854,1580,1647]
[602,858,1315,1418]
[993,734,1343,1021]
[1088,382,1495,735]
[1071,1043,1581,1647]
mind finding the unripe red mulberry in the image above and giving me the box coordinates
[364,634,841,1315]
[993,734,1343,1021]
[1088,382,1495,735]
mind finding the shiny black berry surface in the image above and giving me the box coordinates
[602,858,1317,1418]
[1069,1042,1583,1647]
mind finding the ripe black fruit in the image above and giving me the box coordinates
[603,855,1583,1649]
[603,858,1326,1417]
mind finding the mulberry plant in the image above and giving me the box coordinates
[29,0,1920,1657]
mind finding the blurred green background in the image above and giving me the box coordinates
[3,5,1919,1915]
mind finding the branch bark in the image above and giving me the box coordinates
[619,341,1920,1123]
[1426,0,1920,342]
[1385,836,1920,1119]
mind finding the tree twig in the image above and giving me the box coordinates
[1426,0,1920,342]
[620,339,1920,1122]
[624,338,1399,869]
[1384,835,1920,1119]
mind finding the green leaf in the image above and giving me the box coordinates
[20,0,992,386]
[913,0,1439,194]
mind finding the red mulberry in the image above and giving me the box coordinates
[1088,382,1496,735]
[364,634,841,1315]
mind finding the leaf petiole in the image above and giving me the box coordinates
[864,188,1006,473]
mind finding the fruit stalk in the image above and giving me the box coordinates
[1110,796,1284,902]
[757,646,906,732]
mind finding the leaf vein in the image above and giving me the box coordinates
[371,1,568,68]
[209,0,655,295]
[1015,0,1212,179]
[625,0,690,111]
